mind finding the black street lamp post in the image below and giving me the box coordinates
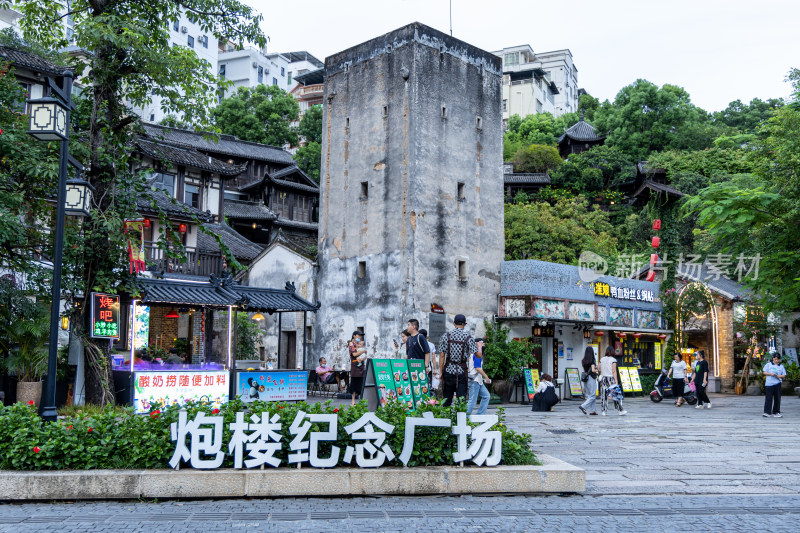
[27,70,76,421]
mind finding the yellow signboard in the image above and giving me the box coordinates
[654,343,662,370]
[618,367,634,393]
[628,367,643,392]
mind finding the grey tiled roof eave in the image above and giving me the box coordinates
[272,218,319,231]
[503,173,551,185]
[136,139,246,176]
[136,190,214,222]
[223,200,277,220]
[0,46,71,75]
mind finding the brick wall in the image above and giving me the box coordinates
[717,297,735,391]
[148,306,179,352]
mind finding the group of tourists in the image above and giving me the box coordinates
[667,351,711,409]
[577,346,628,416]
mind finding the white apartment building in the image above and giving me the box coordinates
[217,44,290,97]
[282,51,323,92]
[493,45,579,126]
[137,12,219,124]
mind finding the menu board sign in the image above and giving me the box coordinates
[132,370,229,414]
[654,343,662,370]
[371,359,431,411]
[627,367,643,392]
[523,368,540,400]
[236,370,307,403]
[406,359,431,407]
[565,368,583,396]
[90,292,120,339]
[617,367,634,393]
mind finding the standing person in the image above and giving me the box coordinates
[437,314,477,407]
[691,350,711,409]
[599,346,627,416]
[466,337,492,416]
[419,329,437,376]
[762,352,786,418]
[406,318,432,379]
[668,353,688,407]
[393,330,410,358]
[579,347,598,416]
[348,331,367,406]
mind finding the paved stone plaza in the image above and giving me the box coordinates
[1,393,798,532]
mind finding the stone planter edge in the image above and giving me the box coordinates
[0,454,584,500]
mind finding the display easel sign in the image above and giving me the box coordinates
[406,358,431,406]
[372,359,397,408]
[565,368,583,397]
[654,343,662,370]
[628,367,643,393]
[617,367,634,393]
[523,368,540,400]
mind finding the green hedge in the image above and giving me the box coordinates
[0,399,537,470]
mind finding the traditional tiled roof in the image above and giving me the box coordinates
[268,166,320,191]
[503,172,551,185]
[196,222,263,261]
[272,218,319,231]
[676,263,749,301]
[137,190,213,222]
[137,139,245,176]
[558,118,604,143]
[632,180,685,198]
[137,276,318,311]
[142,124,294,165]
[224,199,276,220]
[0,46,71,75]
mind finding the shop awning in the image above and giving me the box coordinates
[138,277,239,307]
[137,276,320,312]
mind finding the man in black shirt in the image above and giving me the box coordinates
[437,314,478,407]
[405,318,431,363]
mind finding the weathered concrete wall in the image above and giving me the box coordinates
[316,22,503,366]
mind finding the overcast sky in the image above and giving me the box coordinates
[252,0,799,112]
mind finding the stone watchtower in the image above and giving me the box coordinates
[314,22,503,364]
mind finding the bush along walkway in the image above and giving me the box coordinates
[0,399,537,471]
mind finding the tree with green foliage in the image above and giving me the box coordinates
[293,104,322,182]
[505,197,619,263]
[213,84,299,147]
[593,79,719,160]
[503,112,578,161]
[7,0,267,404]
[578,93,600,122]
[513,144,561,173]
[549,145,635,193]
[684,68,800,313]
[711,97,784,133]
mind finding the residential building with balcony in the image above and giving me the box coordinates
[289,67,324,119]
[493,44,579,127]
[283,51,323,92]
[217,44,289,96]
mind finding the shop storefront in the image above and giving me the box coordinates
[111,275,318,413]
[499,260,671,398]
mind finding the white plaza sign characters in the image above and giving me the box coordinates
[169,410,502,469]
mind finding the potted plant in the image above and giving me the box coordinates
[2,313,49,405]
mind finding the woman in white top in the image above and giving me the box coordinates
[599,346,626,416]
[667,353,688,406]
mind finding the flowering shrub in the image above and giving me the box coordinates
[0,399,537,470]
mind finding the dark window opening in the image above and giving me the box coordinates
[357,261,366,278]
[458,260,467,281]
[360,181,368,199]
[457,182,465,201]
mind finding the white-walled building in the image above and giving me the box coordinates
[283,51,323,92]
[136,12,219,124]
[217,45,290,97]
[493,44,579,127]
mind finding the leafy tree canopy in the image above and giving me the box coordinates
[213,84,299,147]
[711,97,784,133]
[513,144,561,174]
[549,145,635,193]
[298,104,322,144]
[647,147,755,180]
[684,69,800,313]
[578,92,600,122]
[503,112,578,161]
[505,197,618,263]
[593,79,717,160]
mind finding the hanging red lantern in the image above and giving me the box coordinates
[632,333,642,339]
[178,223,187,234]
[142,218,151,229]
[658,334,667,341]
[650,253,658,265]
[651,236,660,248]
[652,219,661,230]
[595,331,604,337]
[617,332,627,339]
[646,270,656,282]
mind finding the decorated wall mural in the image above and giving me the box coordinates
[608,307,633,327]
[533,299,565,319]
[568,302,595,322]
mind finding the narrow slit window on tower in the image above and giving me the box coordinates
[441,106,447,118]
[360,181,368,199]
[346,117,350,129]
[382,105,388,117]
[457,260,467,281]
[358,261,366,278]
[457,182,465,201]
[476,116,483,130]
